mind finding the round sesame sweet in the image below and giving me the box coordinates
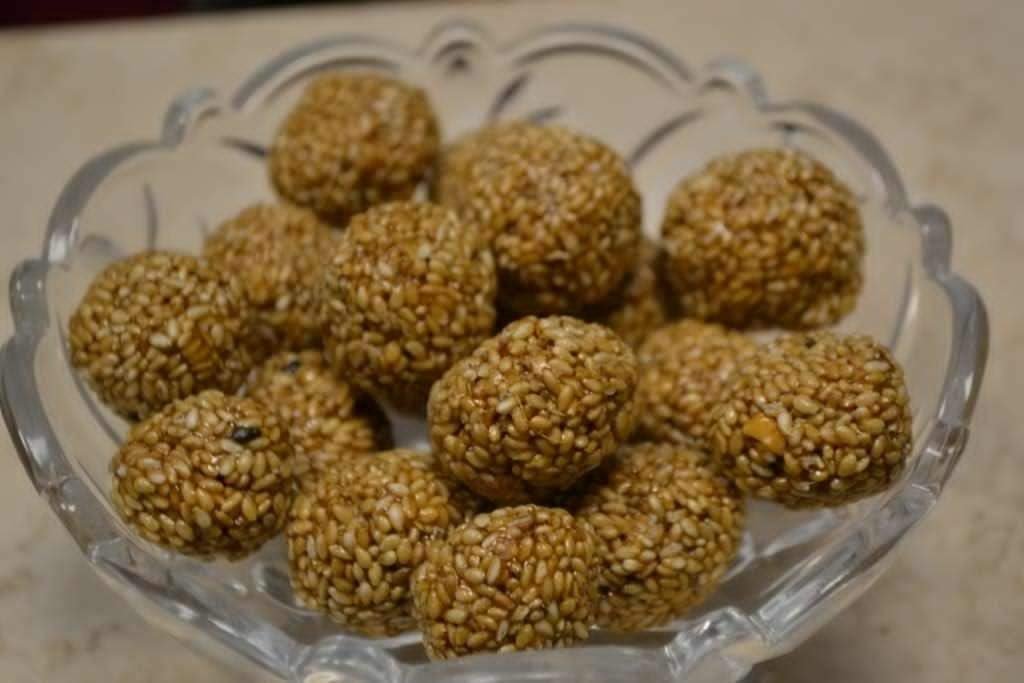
[286,449,482,637]
[428,316,638,504]
[203,203,334,355]
[69,251,252,420]
[269,73,440,224]
[411,505,598,659]
[569,443,745,632]
[708,331,913,507]
[635,320,757,448]
[321,201,497,412]
[110,390,294,558]
[661,148,865,329]
[438,122,643,315]
[244,350,391,489]
[586,240,671,348]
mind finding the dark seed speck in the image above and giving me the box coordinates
[231,425,262,444]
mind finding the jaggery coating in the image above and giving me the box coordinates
[661,148,864,329]
[411,505,598,659]
[269,73,440,224]
[569,443,745,631]
[635,320,757,448]
[428,316,637,504]
[203,203,334,355]
[286,449,482,636]
[321,201,498,412]
[437,122,642,315]
[244,350,391,489]
[708,331,913,507]
[110,390,294,558]
[587,240,671,348]
[69,251,252,420]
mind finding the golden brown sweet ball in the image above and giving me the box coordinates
[269,73,440,225]
[437,122,643,315]
[410,505,598,659]
[320,201,497,412]
[587,240,672,348]
[569,443,745,632]
[68,251,252,420]
[661,148,864,329]
[428,316,637,505]
[634,320,757,448]
[244,350,391,489]
[203,203,334,356]
[110,390,294,559]
[708,331,913,507]
[285,449,483,637]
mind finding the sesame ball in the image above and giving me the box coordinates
[202,203,334,355]
[321,201,497,412]
[661,148,864,329]
[110,390,294,559]
[437,123,642,315]
[69,251,252,420]
[569,443,745,632]
[708,331,913,507]
[635,320,757,448]
[586,240,671,348]
[269,73,440,224]
[428,316,638,504]
[244,350,391,489]
[285,449,482,637]
[411,505,598,659]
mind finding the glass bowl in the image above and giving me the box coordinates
[1,19,988,683]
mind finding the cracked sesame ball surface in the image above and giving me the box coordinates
[68,251,253,420]
[269,73,440,225]
[586,240,672,348]
[437,122,643,315]
[320,201,498,412]
[661,148,864,329]
[635,320,757,449]
[285,449,483,637]
[202,203,334,356]
[568,443,745,632]
[244,350,391,490]
[411,505,598,659]
[708,331,912,507]
[428,316,637,505]
[110,390,294,559]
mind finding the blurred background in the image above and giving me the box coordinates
[2,0,356,27]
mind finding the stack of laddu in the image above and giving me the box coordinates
[68,71,912,660]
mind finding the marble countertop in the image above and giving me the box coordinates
[1,0,1021,680]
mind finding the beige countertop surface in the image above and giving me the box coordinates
[1,0,1021,680]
